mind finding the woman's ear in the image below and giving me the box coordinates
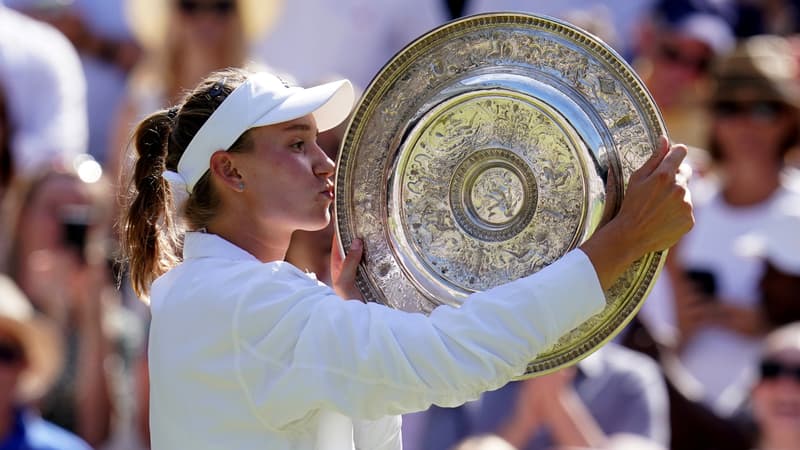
[209,150,245,193]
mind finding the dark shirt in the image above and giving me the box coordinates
[0,408,90,450]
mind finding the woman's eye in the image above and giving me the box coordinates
[290,141,305,152]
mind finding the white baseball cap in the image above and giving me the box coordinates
[174,72,354,193]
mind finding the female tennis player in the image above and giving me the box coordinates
[121,67,692,449]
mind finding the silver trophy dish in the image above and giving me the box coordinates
[335,13,668,377]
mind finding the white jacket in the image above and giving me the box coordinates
[148,232,605,449]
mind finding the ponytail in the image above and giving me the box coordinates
[119,67,252,299]
[121,110,182,299]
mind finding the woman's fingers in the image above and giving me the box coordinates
[331,235,364,301]
[655,143,688,178]
[631,135,670,182]
[338,239,363,286]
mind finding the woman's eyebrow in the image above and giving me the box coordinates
[282,123,315,132]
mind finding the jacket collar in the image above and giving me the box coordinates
[182,231,262,263]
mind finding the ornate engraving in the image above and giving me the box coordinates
[393,93,584,293]
[470,166,525,225]
[336,13,668,376]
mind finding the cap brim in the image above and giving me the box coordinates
[252,80,355,132]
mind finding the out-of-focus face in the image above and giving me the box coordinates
[18,174,92,255]
[231,115,336,235]
[752,347,800,432]
[712,94,795,165]
[173,0,239,46]
[646,33,713,107]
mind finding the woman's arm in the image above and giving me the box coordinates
[233,139,692,428]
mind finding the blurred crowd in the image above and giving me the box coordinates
[0,0,798,449]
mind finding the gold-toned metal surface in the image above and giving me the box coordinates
[335,13,667,377]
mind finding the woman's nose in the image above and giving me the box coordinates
[313,141,336,177]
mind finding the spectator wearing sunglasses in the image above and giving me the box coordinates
[641,34,800,427]
[253,0,447,89]
[107,0,278,188]
[0,274,90,450]
[632,0,734,153]
[750,322,800,450]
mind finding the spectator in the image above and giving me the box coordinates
[631,0,734,151]
[0,83,13,261]
[3,168,140,448]
[0,274,91,450]
[465,0,655,60]
[0,2,88,177]
[108,0,275,186]
[5,0,140,165]
[641,34,800,423]
[736,206,800,328]
[408,343,669,450]
[749,322,800,450]
[0,85,12,201]
[254,0,448,88]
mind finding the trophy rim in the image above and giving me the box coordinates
[335,12,668,377]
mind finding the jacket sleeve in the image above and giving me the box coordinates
[232,249,605,429]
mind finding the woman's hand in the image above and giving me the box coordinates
[581,136,695,291]
[673,276,718,347]
[712,302,769,337]
[331,232,365,301]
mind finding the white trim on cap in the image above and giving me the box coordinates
[175,73,353,193]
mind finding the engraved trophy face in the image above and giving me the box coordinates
[335,13,668,377]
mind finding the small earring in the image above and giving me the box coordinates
[238,181,245,191]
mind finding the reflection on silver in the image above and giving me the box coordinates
[335,13,667,377]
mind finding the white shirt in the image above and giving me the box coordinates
[254,0,448,88]
[148,232,605,449]
[641,182,800,415]
[0,4,88,175]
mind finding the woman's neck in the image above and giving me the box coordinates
[207,213,291,263]
[721,160,781,206]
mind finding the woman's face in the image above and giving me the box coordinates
[230,115,336,234]
[712,95,795,165]
[752,347,800,433]
[173,0,239,46]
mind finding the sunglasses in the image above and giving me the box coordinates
[658,43,711,74]
[177,0,236,16]
[712,101,787,122]
[0,341,23,365]
[760,360,800,382]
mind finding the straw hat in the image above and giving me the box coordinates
[126,0,283,50]
[0,275,63,403]
[711,35,800,107]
